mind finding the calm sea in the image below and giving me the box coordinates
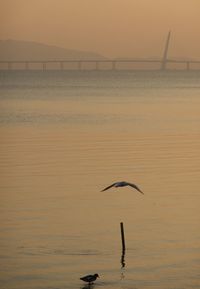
[0,70,200,289]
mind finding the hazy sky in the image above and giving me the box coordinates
[1,0,200,58]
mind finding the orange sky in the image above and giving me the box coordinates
[1,0,200,58]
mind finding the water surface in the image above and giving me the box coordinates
[0,71,200,289]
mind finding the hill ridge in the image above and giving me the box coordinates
[0,39,107,61]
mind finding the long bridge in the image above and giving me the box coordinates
[1,58,200,71]
[1,59,161,71]
[1,32,200,71]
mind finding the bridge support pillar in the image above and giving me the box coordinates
[25,62,29,70]
[60,62,64,70]
[186,62,190,71]
[8,62,12,70]
[78,61,82,70]
[42,62,46,71]
[112,61,116,70]
[95,61,99,70]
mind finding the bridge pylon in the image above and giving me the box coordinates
[161,31,171,70]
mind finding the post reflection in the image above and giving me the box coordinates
[121,249,126,268]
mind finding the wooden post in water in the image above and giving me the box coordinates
[120,222,126,251]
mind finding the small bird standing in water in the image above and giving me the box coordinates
[80,273,99,284]
[101,181,144,194]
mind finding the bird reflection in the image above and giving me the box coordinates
[81,284,95,289]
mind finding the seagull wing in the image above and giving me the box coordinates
[127,182,144,194]
[101,182,117,192]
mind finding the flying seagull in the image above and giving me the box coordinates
[101,181,144,194]
[80,273,99,284]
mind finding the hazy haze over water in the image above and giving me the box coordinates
[0,70,200,289]
[1,0,200,58]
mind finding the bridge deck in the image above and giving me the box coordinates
[0,59,200,70]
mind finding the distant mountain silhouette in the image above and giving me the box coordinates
[0,39,106,61]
